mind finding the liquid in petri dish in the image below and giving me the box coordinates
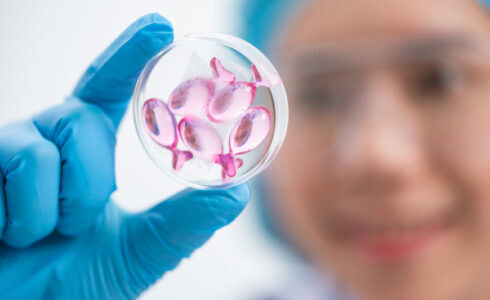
[143,57,271,181]
[168,78,215,119]
[133,33,288,189]
[142,98,193,171]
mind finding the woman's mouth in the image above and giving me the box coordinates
[328,208,460,262]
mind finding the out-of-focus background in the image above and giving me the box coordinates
[0,1,300,299]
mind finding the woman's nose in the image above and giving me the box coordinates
[335,71,427,194]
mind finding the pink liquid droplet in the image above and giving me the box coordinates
[210,57,235,83]
[143,98,177,147]
[178,116,223,162]
[206,58,275,124]
[207,82,256,122]
[214,106,271,179]
[229,106,271,155]
[142,98,193,171]
[145,58,275,180]
[214,154,243,178]
[251,63,281,87]
[168,78,215,118]
[177,116,245,179]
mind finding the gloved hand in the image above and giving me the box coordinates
[0,13,250,300]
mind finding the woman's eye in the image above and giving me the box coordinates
[411,62,465,99]
[299,84,329,105]
[296,78,356,112]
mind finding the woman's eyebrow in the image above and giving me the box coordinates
[288,52,355,78]
[395,35,474,60]
[284,35,478,78]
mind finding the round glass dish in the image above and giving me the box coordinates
[133,33,288,189]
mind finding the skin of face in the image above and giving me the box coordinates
[266,1,490,300]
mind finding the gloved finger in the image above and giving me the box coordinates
[0,121,60,248]
[34,99,116,236]
[72,13,173,129]
[0,171,6,239]
[120,184,250,296]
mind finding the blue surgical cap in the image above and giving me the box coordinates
[239,0,300,53]
[239,0,490,53]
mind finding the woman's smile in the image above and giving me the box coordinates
[328,205,462,262]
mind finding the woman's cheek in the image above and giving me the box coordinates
[271,114,332,193]
[432,101,490,257]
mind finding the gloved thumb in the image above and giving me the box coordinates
[120,184,250,295]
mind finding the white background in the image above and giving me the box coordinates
[0,1,299,299]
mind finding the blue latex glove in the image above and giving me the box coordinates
[0,13,250,300]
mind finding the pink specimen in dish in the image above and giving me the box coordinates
[210,57,236,83]
[142,98,193,171]
[178,107,272,179]
[173,105,271,179]
[178,116,244,179]
[207,81,256,123]
[229,106,272,155]
[167,58,236,119]
[214,106,271,178]
[167,78,215,119]
[166,57,273,123]
[144,58,274,180]
[178,116,223,162]
[207,58,272,123]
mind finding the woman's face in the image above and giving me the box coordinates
[268,0,490,299]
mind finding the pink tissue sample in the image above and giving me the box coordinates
[142,57,274,180]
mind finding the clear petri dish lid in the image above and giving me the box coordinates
[133,33,288,189]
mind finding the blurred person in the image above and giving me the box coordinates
[0,1,489,300]
[243,0,490,299]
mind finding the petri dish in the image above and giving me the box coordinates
[133,33,288,189]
